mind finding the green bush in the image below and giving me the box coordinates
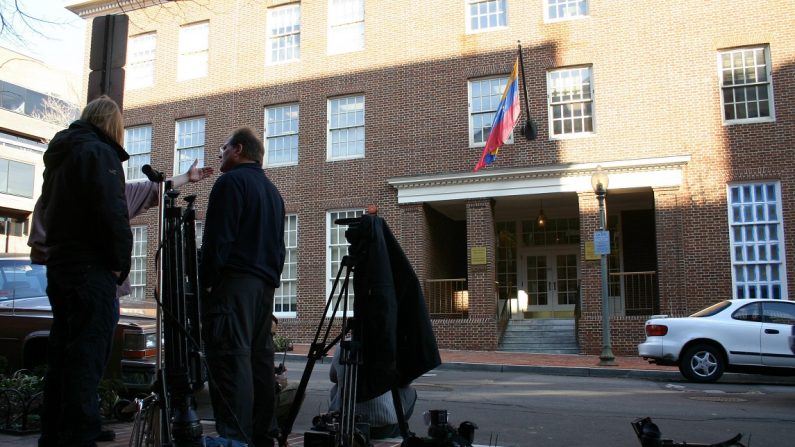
[273,334,292,352]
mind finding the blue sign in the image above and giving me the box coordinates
[594,230,611,255]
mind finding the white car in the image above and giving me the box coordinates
[638,299,795,382]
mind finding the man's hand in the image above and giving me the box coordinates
[188,159,214,183]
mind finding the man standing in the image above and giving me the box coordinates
[199,127,286,447]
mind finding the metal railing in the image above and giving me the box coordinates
[609,271,659,316]
[424,278,468,319]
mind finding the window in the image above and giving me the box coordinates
[265,104,299,166]
[762,302,795,325]
[468,76,514,147]
[732,302,762,322]
[124,126,152,181]
[129,226,148,300]
[719,46,774,124]
[327,96,364,160]
[195,221,203,248]
[327,210,364,313]
[0,216,28,237]
[177,22,209,81]
[328,0,364,54]
[275,214,298,315]
[728,182,786,299]
[268,4,300,64]
[175,117,206,175]
[0,158,34,198]
[126,33,156,90]
[547,67,594,137]
[545,0,588,21]
[466,0,507,33]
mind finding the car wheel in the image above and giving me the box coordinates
[679,343,725,382]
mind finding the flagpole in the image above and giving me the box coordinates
[517,41,537,140]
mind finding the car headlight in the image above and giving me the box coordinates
[122,331,158,359]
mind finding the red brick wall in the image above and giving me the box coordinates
[74,1,795,353]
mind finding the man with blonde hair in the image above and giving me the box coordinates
[37,95,132,447]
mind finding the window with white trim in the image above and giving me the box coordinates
[267,4,300,64]
[547,66,594,137]
[130,226,148,300]
[327,95,364,160]
[545,0,588,21]
[728,182,786,299]
[275,214,298,315]
[327,209,364,313]
[126,33,156,90]
[719,46,774,124]
[175,117,205,175]
[468,76,514,147]
[265,104,299,166]
[177,22,208,81]
[466,0,507,33]
[328,0,364,54]
[124,125,152,181]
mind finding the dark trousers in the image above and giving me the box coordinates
[39,265,118,447]
[202,272,275,447]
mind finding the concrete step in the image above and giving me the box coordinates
[497,347,581,354]
[498,318,578,354]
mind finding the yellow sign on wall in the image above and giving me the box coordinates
[470,246,487,265]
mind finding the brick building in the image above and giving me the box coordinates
[65,0,794,355]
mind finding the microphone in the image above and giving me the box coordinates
[141,164,165,183]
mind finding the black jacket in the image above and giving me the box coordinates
[40,120,132,283]
[351,214,441,401]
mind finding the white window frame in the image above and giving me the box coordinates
[547,66,595,139]
[174,117,206,175]
[194,221,203,249]
[465,0,507,34]
[718,46,775,125]
[727,182,787,300]
[123,125,152,181]
[544,0,589,22]
[327,95,365,161]
[177,21,209,81]
[126,33,156,90]
[265,103,299,167]
[326,209,364,315]
[467,76,515,148]
[267,4,301,65]
[275,214,298,317]
[328,0,365,54]
[129,225,148,300]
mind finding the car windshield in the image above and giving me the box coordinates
[690,300,732,317]
[0,259,47,300]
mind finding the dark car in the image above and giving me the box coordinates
[0,254,157,393]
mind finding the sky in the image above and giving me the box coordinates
[0,0,86,75]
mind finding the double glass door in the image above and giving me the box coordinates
[518,248,579,315]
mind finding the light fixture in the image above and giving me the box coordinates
[536,200,546,227]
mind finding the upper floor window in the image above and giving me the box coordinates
[178,22,209,81]
[545,0,588,22]
[327,95,364,160]
[719,46,774,124]
[468,76,514,147]
[0,158,34,198]
[268,4,301,64]
[175,117,206,175]
[466,0,507,33]
[275,214,298,316]
[124,125,152,181]
[126,33,156,90]
[728,182,786,299]
[0,215,28,237]
[265,104,299,167]
[328,0,364,54]
[547,66,594,137]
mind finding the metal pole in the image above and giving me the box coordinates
[597,190,616,366]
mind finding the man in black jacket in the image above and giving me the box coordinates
[200,127,286,447]
[37,96,132,447]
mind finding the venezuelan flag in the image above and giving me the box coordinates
[473,58,521,172]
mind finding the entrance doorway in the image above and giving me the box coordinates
[518,248,579,318]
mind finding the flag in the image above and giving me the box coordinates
[473,58,521,172]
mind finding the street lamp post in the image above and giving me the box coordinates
[591,167,616,366]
